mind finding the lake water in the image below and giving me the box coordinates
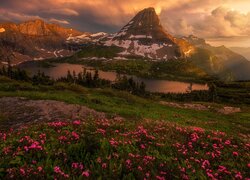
[18,62,209,93]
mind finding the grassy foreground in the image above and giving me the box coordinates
[0,76,250,179]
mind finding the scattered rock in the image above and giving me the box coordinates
[0,97,106,129]
[160,101,241,115]
[160,101,208,111]
[218,106,241,115]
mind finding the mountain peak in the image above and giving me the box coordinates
[141,7,156,12]
[104,7,186,59]
[110,6,174,43]
[23,19,45,24]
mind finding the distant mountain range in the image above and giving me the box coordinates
[0,7,250,80]
[0,19,106,65]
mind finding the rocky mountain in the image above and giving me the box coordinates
[102,7,195,60]
[67,32,108,44]
[182,35,250,80]
[0,19,98,65]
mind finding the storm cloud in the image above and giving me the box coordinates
[0,0,249,38]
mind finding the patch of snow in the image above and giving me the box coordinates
[53,51,58,58]
[1,61,8,65]
[58,49,64,53]
[114,57,128,60]
[116,31,127,37]
[118,50,131,56]
[91,32,107,37]
[67,34,91,43]
[34,57,44,61]
[128,21,134,25]
[163,55,168,59]
[129,35,152,39]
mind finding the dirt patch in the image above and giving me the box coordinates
[218,106,241,115]
[160,101,208,111]
[159,101,241,114]
[0,97,106,130]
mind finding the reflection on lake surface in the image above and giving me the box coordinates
[18,62,209,93]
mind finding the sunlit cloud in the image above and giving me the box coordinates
[0,0,249,38]
[49,18,70,25]
[44,8,79,16]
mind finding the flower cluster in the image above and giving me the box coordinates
[0,118,249,179]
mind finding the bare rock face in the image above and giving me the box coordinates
[104,7,195,60]
[18,19,51,36]
[0,19,85,65]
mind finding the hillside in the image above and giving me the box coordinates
[0,19,107,65]
[182,36,250,80]
[230,47,250,61]
[0,75,249,179]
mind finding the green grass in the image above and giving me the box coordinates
[0,76,249,179]
[0,76,249,136]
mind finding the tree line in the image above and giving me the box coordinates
[0,64,147,96]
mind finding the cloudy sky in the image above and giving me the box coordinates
[0,0,250,46]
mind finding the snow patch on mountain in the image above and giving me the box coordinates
[129,35,153,39]
[90,32,107,38]
[67,32,108,43]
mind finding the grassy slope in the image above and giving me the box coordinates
[0,76,249,179]
[0,76,249,136]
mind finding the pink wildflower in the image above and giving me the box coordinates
[72,131,79,140]
[73,120,81,125]
[102,163,107,169]
[140,144,146,149]
[37,166,43,172]
[156,176,165,180]
[29,141,43,151]
[233,152,239,156]
[54,166,61,173]
[82,170,90,177]
[20,168,25,176]
[224,140,231,145]
[72,163,79,169]
[235,172,243,179]
[97,157,102,163]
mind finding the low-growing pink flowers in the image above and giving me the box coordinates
[82,170,90,177]
[73,120,81,125]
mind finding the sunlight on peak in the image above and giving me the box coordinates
[0,28,5,33]
[155,7,162,15]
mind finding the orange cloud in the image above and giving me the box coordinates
[0,0,249,37]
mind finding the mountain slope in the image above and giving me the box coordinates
[0,19,88,65]
[230,47,250,61]
[183,35,250,80]
[102,7,194,60]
